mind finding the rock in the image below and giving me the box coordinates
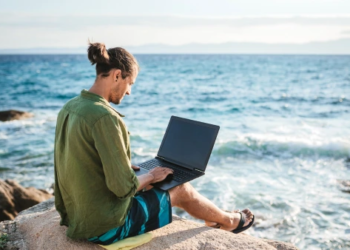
[338,180,350,187]
[134,217,297,250]
[0,198,299,250]
[337,179,350,193]
[345,157,350,169]
[0,179,53,221]
[0,110,33,122]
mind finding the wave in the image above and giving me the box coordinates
[213,134,350,159]
[250,96,349,106]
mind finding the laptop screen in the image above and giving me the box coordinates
[157,116,220,171]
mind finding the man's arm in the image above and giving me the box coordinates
[136,173,154,192]
[92,115,140,199]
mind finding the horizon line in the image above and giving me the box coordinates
[1,53,350,56]
[1,37,350,51]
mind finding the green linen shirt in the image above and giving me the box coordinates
[54,89,140,239]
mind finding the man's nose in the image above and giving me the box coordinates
[126,87,131,95]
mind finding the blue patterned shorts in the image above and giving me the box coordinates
[88,188,172,245]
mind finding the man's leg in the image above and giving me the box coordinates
[168,183,253,231]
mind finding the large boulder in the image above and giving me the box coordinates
[0,110,33,122]
[0,198,298,250]
[0,179,53,221]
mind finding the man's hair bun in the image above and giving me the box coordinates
[87,42,110,65]
[87,41,139,78]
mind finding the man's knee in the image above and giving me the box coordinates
[169,183,194,207]
[171,182,192,195]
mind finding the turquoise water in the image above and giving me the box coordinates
[0,54,349,249]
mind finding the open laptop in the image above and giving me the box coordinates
[135,116,220,190]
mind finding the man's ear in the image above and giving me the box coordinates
[114,69,122,81]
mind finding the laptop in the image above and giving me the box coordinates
[134,116,220,190]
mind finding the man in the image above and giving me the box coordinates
[54,43,254,245]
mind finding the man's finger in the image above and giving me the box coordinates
[131,165,140,170]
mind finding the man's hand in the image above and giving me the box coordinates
[148,167,174,183]
[135,166,173,192]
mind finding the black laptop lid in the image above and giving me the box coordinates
[157,116,220,171]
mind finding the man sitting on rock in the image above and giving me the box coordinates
[54,42,254,245]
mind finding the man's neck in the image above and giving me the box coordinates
[89,81,110,102]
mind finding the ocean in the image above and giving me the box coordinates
[0,54,349,249]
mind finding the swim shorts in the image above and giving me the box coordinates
[88,188,172,245]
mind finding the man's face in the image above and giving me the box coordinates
[110,67,138,105]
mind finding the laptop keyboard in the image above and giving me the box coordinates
[138,159,197,182]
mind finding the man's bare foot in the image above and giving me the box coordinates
[205,209,254,231]
[205,209,239,228]
[221,209,253,231]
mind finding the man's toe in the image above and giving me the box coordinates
[240,209,254,227]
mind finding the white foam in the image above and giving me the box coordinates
[133,148,157,157]
[215,129,350,159]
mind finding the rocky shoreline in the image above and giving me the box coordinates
[0,180,299,250]
[0,179,52,221]
[0,110,33,122]
[1,198,299,250]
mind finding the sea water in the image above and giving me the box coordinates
[0,54,349,249]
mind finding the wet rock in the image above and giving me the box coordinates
[0,110,33,122]
[337,179,350,193]
[345,157,350,169]
[0,179,53,221]
[338,180,350,187]
[0,198,299,250]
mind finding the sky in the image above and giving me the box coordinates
[1,0,350,49]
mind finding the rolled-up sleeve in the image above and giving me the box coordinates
[92,114,139,199]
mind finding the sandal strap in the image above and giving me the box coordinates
[237,212,246,229]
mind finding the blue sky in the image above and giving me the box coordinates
[1,0,350,49]
[3,0,350,16]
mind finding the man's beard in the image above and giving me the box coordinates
[112,99,121,105]
[110,93,121,105]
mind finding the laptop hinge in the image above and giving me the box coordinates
[156,156,197,172]
[194,168,204,173]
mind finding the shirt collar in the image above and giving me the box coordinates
[80,89,125,117]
